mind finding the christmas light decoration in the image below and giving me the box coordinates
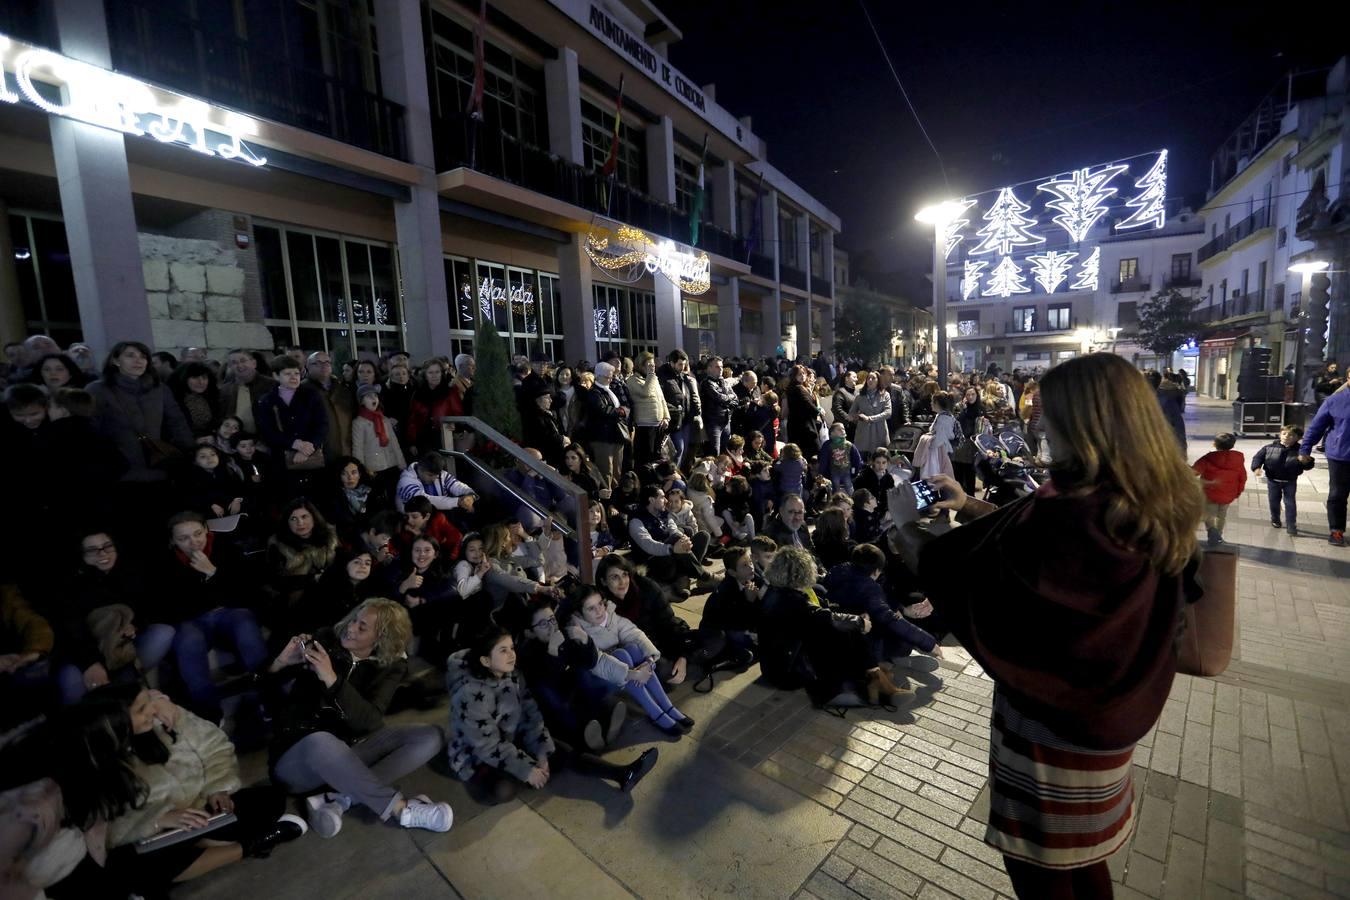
[585,224,711,294]
[970,188,1043,256]
[1117,150,1167,230]
[962,259,987,300]
[1027,250,1078,294]
[942,198,978,259]
[1036,164,1128,242]
[1071,247,1100,291]
[986,256,1030,298]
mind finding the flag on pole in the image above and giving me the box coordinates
[466,0,487,120]
[599,74,624,215]
[689,133,709,246]
[744,171,765,262]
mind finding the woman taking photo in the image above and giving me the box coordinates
[890,353,1204,899]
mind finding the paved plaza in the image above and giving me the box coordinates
[179,397,1350,900]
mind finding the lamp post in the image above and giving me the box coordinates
[1288,259,1329,404]
[916,201,968,389]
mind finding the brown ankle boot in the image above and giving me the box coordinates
[875,667,914,698]
[865,670,883,706]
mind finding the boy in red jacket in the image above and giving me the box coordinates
[1192,432,1247,547]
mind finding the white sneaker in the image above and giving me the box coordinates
[399,796,454,833]
[305,793,344,838]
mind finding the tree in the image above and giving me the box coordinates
[471,316,522,443]
[834,287,896,366]
[1134,287,1199,358]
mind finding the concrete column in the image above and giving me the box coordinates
[821,230,836,357]
[544,48,584,166]
[760,190,781,355]
[645,115,676,206]
[798,212,812,355]
[49,0,149,355]
[557,233,596,363]
[715,277,740,357]
[711,162,736,234]
[653,275,682,356]
[0,201,27,344]
[374,0,450,360]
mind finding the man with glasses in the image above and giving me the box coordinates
[764,494,816,556]
[307,350,355,457]
[221,348,276,435]
[627,485,714,597]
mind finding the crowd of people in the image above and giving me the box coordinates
[1,328,1346,899]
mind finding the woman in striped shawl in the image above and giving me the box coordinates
[890,353,1204,899]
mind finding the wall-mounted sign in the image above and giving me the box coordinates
[457,278,536,331]
[593,307,621,339]
[0,33,267,167]
[586,224,711,294]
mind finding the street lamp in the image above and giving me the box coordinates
[1288,258,1329,403]
[916,201,968,388]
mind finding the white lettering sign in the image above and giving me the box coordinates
[644,241,711,290]
[0,33,267,167]
[585,224,711,294]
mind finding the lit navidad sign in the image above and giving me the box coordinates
[586,224,711,294]
[0,34,267,167]
[949,150,1167,298]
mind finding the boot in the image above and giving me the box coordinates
[867,667,913,705]
[1206,527,1222,548]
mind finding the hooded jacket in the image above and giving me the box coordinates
[445,648,555,782]
[1192,449,1247,505]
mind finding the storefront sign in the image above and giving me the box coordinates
[458,278,535,330]
[586,224,711,294]
[0,33,267,167]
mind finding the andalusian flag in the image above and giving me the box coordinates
[690,133,709,246]
[466,0,487,120]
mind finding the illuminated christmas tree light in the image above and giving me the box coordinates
[1117,150,1167,230]
[943,198,978,259]
[1071,247,1101,291]
[970,187,1043,256]
[1036,164,1128,242]
[962,259,987,300]
[1027,250,1078,294]
[986,256,1030,298]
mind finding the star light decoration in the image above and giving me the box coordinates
[962,259,987,300]
[986,256,1030,298]
[970,187,1043,257]
[1071,247,1101,291]
[1027,250,1078,294]
[942,198,978,259]
[1036,164,1128,242]
[1117,150,1168,230]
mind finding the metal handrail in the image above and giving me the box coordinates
[440,415,594,582]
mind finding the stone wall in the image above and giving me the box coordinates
[140,233,271,359]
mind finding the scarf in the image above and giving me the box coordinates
[358,406,389,446]
[173,531,215,568]
[278,385,297,405]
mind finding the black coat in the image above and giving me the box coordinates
[584,381,629,444]
[257,383,329,458]
[699,374,739,426]
[658,363,699,430]
[154,535,259,624]
[759,586,867,701]
[54,564,160,671]
[521,406,567,463]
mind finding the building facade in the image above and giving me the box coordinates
[0,0,840,365]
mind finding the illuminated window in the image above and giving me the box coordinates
[1118,258,1138,282]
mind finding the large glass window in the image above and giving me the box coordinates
[7,211,81,345]
[442,255,562,361]
[593,284,656,359]
[779,212,799,268]
[581,98,645,191]
[254,222,405,359]
[683,299,718,331]
[674,152,711,218]
[1118,258,1138,282]
[429,9,545,148]
[1012,307,1037,333]
[1046,304,1073,331]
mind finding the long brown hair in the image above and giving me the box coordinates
[1039,354,1201,574]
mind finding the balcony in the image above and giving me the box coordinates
[1190,291,1269,324]
[950,319,1078,339]
[435,112,745,261]
[1197,206,1272,263]
[1111,277,1152,294]
[1164,275,1202,289]
[780,264,807,291]
[810,274,833,298]
[748,253,775,280]
[104,0,406,160]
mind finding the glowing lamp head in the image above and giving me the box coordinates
[1288,260,1329,274]
[915,201,969,226]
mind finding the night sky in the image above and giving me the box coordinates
[668,0,1346,285]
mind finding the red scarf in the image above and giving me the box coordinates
[358,407,389,447]
[174,532,215,567]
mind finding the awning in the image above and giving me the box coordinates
[1200,328,1250,343]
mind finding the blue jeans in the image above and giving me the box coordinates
[611,643,684,726]
[670,423,692,468]
[172,607,268,718]
[54,623,177,705]
[706,420,733,456]
[1267,479,1297,528]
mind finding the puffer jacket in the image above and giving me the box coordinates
[1251,441,1315,482]
[658,363,699,429]
[352,414,407,474]
[625,372,670,427]
[1192,449,1247,505]
[575,600,660,685]
[445,649,555,782]
[108,706,241,846]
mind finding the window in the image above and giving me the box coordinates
[593,284,656,359]
[810,226,824,274]
[1240,269,1249,300]
[1046,304,1073,330]
[1117,301,1138,327]
[254,222,405,358]
[737,184,759,241]
[1257,261,1267,308]
[740,308,763,335]
[1118,258,1138,283]
[1012,307,1037,332]
[781,306,797,334]
[443,254,562,359]
[956,313,980,336]
[1220,279,1228,305]
[674,153,711,218]
[683,299,718,331]
[779,212,799,268]
[1170,253,1192,282]
[430,11,547,149]
[581,98,644,191]
[1274,283,1285,310]
[1278,226,1287,248]
[6,211,82,345]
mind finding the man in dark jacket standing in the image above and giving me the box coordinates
[659,350,701,468]
[307,351,355,457]
[879,366,911,431]
[221,348,276,437]
[585,361,630,490]
[699,356,738,455]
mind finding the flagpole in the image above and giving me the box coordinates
[466,0,487,170]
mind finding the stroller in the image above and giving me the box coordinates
[974,423,1045,506]
[890,424,925,466]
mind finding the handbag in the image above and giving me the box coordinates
[140,435,183,469]
[284,448,327,471]
[1176,549,1237,677]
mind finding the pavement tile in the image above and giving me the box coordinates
[845,869,913,900]
[1125,850,1165,897]
[871,837,994,900]
[1133,794,1173,862]
[1204,818,1246,891]
[835,839,924,897]
[1172,780,1209,842]
[836,801,945,858]
[805,871,866,900]
[1161,834,1205,900]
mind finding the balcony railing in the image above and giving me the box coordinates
[780,264,807,291]
[1197,206,1272,262]
[104,0,406,160]
[810,274,833,298]
[951,319,1078,338]
[1111,277,1151,294]
[435,112,746,263]
[1190,290,1269,324]
[748,253,775,280]
[1164,275,1202,289]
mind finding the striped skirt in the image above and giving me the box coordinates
[985,690,1138,869]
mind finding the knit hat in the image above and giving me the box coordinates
[356,383,382,403]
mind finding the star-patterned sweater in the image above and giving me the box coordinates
[445,648,556,782]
